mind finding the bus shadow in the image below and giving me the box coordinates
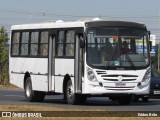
[42,96,160,106]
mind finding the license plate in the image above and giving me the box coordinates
[115,82,126,87]
[154,91,160,95]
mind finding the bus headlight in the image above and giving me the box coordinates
[87,67,98,82]
[142,68,151,82]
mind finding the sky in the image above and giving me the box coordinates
[1,0,160,42]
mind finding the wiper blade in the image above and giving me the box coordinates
[105,61,110,70]
[125,54,136,70]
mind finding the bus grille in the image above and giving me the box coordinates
[96,70,106,75]
[95,71,138,81]
[104,86,135,91]
[102,74,138,81]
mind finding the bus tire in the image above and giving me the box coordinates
[36,91,46,102]
[118,95,132,105]
[65,80,80,105]
[79,95,87,104]
[132,95,139,102]
[142,97,149,102]
[24,77,37,102]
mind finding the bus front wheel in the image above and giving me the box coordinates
[65,80,82,105]
[118,95,132,105]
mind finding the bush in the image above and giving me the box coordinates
[0,26,9,85]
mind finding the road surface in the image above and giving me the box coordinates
[0,89,160,111]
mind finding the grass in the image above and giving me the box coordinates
[0,105,160,120]
[0,105,66,111]
[0,84,22,90]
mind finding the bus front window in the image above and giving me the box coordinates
[86,27,150,70]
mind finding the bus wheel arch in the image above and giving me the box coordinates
[24,72,45,102]
[24,76,36,102]
[24,71,30,89]
[63,74,86,105]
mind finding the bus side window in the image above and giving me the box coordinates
[11,32,20,56]
[56,31,64,56]
[30,32,39,56]
[21,32,29,56]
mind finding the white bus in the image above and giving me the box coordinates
[9,19,151,105]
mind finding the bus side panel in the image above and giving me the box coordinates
[54,76,63,93]
[10,73,24,89]
[54,59,74,93]
[9,57,48,91]
[31,75,48,91]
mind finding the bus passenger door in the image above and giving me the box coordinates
[74,33,84,93]
[48,34,56,91]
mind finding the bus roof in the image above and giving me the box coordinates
[11,21,85,30]
[11,20,147,30]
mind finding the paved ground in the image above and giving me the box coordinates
[0,89,160,111]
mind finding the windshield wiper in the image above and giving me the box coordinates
[125,54,136,70]
[105,62,110,69]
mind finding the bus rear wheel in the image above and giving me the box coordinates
[24,77,45,102]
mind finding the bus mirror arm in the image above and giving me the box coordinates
[79,34,85,48]
[148,31,152,51]
[148,31,151,40]
[80,39,85,48]
[149,41,152,51]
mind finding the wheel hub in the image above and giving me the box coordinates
[26,83,31,97]
[67,85,73,98]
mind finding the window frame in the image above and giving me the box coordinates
[55,29,76,58]
[39,31,49,57]
[20,31,30,56]
[10,27,83,58]
[10,30,49,58]
[30,31,39,56]
[11,32,21,56]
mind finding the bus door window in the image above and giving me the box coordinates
[40,31,48,56]
[65,30,75,57]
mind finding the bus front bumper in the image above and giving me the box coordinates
[82,82,150,95]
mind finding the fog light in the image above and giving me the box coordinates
[99,82,103,87]
[137,82,141,86]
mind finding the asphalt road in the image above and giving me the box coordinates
[0,89,160,111]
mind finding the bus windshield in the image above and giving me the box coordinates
[86,27,150,70]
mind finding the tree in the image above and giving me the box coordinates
[0,26,9,85]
